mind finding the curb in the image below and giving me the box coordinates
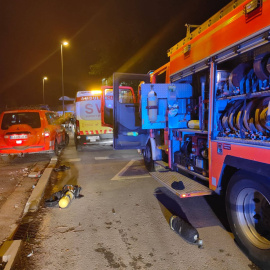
[0,156,58,270]
[23,157,58,214]
[0,240,22,270]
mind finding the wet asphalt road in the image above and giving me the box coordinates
[20,140,256,270]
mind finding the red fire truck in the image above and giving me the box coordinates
[108,0,270,268]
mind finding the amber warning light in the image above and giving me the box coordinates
[90,90,102,95]
[245,0,261,14]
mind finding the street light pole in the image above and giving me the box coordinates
[61,41,68,117]
[42,76,48,104]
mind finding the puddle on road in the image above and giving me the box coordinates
[50,162,79,194]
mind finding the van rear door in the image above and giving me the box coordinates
[101,86,136,128]
[113,73,150,150]
[101,86,114,128]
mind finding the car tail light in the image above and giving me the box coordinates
[76,120,80,135]
[44,128,50,137]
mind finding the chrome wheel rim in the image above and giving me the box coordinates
[236,188,270,249]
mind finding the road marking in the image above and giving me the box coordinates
[95,157,112,160]
[95,156,141,161]
[65,158,81,162]
[111,159,151,181]
[122,154,141,158]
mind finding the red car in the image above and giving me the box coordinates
[0,109,68,161]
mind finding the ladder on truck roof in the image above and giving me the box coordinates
[167,0,248,57]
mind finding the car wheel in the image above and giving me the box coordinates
[226,170,270,269]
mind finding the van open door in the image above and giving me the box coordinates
[101,86,114,128]
[101,86,136,128]
[113,73,150,150]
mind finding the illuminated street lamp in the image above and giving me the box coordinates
[61,41,69,116]
[42,76,48,104]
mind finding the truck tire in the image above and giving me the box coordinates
[76,144,82,152]
[226,170,270,269]
[75,140,82,152]
[74,134,82,151]
[143,141,155,172]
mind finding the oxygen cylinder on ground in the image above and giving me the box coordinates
[169,215,203,247]
[59,190,75,209]
[148,85,158,122]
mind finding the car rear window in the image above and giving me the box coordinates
[45,112,60,125]
[1,112,41,130]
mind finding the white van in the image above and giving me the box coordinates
[74,90,113,150]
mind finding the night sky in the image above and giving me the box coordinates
[0,0,231,108]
